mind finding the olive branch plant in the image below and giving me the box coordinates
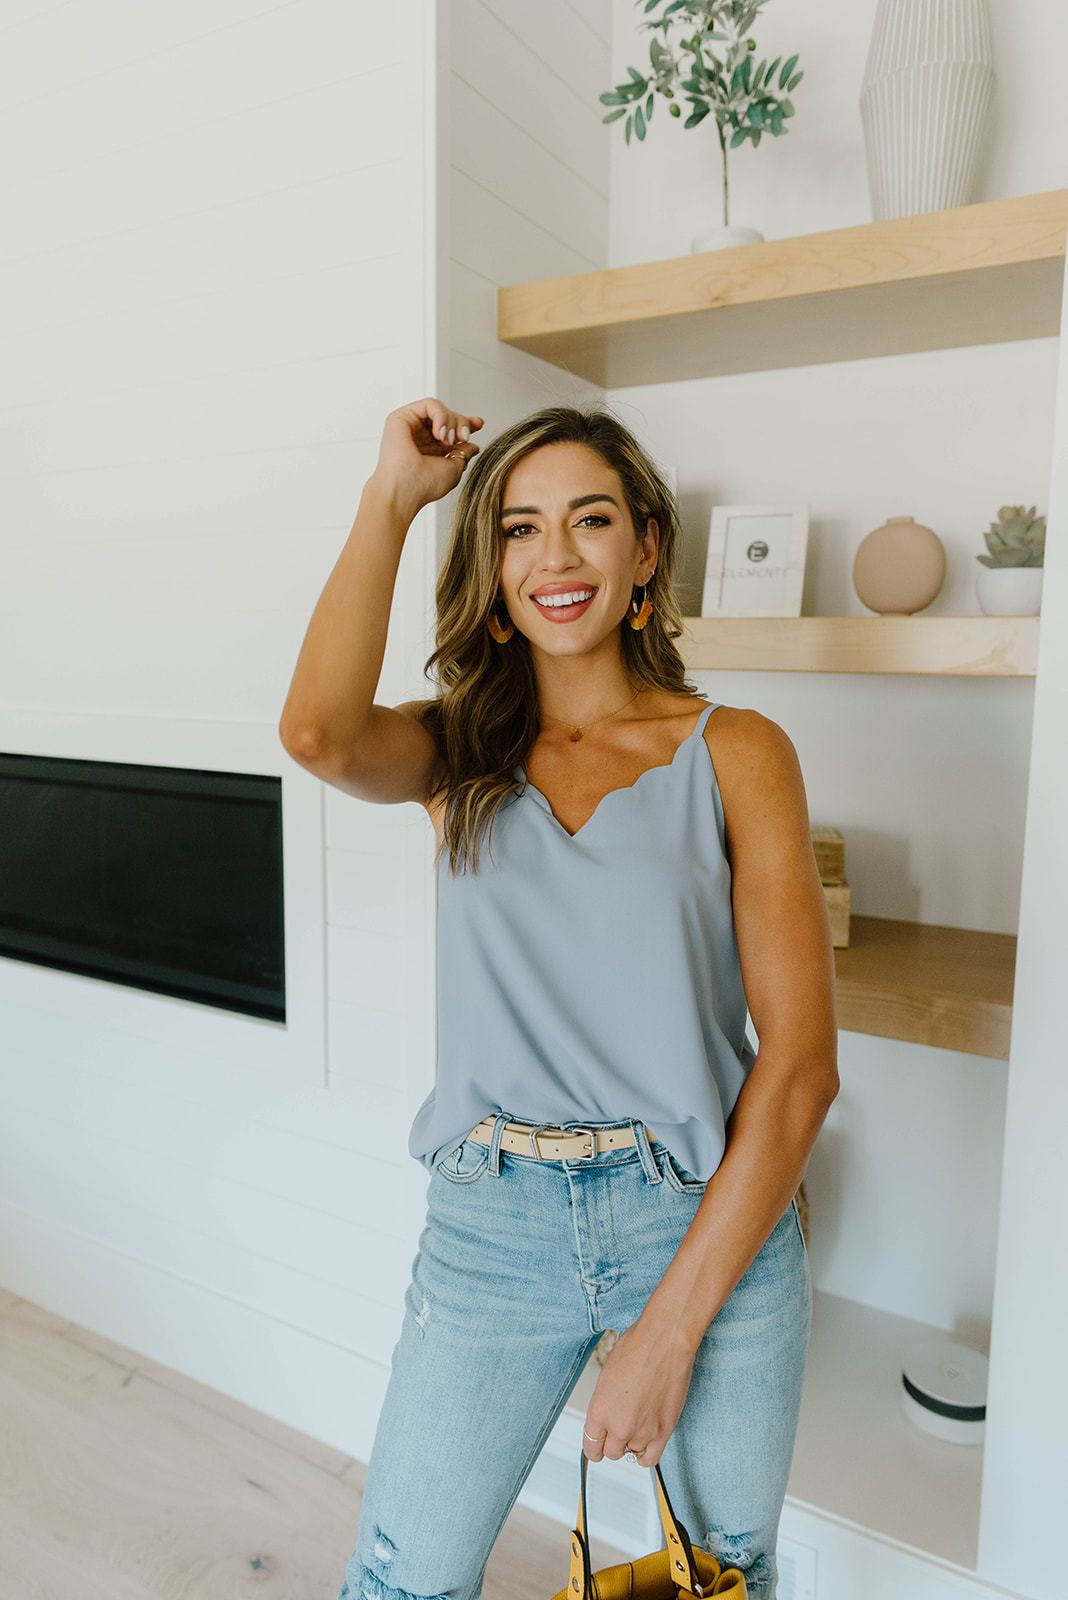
[601,0,804,229]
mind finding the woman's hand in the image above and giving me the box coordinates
[582,1319,697,1469]
[370,397,484,519]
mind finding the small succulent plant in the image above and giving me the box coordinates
[977,505,1046,568]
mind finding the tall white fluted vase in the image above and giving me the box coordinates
[859,0,995,220]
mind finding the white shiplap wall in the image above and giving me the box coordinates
[0,0,440,1465]
[442,0,612,465]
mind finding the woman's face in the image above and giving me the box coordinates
[496,442,657,653]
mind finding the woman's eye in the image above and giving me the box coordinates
[502,515,608,538]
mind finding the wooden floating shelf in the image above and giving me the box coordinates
[499,189,1068,385]
[677,614,1040,675]
[834,914,1016,1059]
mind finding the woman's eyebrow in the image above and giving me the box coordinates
[500,494,620,516]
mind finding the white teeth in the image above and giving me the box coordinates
[533,588,595,609]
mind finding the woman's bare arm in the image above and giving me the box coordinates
[277,398,482,805]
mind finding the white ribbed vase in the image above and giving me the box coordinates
[859,0,995,219]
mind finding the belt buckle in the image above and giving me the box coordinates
[523,1121,598,1160]
[566,1126,597,1160]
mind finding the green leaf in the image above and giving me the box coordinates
[781,98,794,117]
[635,103,646,139]
[764,55,781,84]
[770,105,783,133]
[747,102,764,126]
[787,71,803,90]
[628,65,647,84]
[752,57,766,87]
[599,91,626,105]
[625,113,633,145]
[603,107,628,123]
[741,54,752,90]
[684,101,710,127]
[647,92,654,118]
[730,126,749,147]
[752,129,762,147]
[778,53,799,89]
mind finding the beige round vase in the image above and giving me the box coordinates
[853,514,947,615]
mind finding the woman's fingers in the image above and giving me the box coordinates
[426,402,484,446]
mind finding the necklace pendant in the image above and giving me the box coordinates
[569,729,583,741]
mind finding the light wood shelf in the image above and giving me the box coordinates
[498,189,1068,385]
[676,614,1040,675]
[833,914,1016,1059]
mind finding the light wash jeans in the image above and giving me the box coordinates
[337,1113,811,1600]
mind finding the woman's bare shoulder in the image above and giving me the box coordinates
[701,704,807,839]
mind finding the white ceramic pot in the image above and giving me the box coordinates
[975,567,1043,616]
[691,224,765,254]
[859,0,994,219]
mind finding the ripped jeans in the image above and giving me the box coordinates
[336,1114,811,1600]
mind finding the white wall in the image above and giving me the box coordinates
[0,0,617,1475]
[0,0,440,1461]
[977,240,1068,1600]
[440,0,611,504]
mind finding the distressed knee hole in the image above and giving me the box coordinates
[414,1293,430,1336]
[703,1527,773,1595]
[372,1525,396,1565]
[339,1528,448,1600]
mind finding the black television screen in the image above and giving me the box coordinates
[0,752,285,1022]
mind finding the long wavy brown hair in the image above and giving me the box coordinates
[411,403,702,875]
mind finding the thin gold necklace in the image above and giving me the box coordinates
[539,686,645,742]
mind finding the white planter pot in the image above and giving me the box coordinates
[691,224,765,254]
[975,566,1043,617]
[859,0,995,219]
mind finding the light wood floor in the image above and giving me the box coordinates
[0,1285,621,1599]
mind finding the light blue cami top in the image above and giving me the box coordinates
[407,701,757,1180]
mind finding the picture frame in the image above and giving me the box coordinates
[701,504,809,617]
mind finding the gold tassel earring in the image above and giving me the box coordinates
[627,575,654,631]
[486,596,515,643]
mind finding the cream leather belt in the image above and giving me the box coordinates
[466,1115,659,1162]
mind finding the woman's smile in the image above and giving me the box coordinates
[529,584,598,622]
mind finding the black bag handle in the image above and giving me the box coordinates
[567,1448,704,1600]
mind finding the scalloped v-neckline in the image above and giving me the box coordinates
[516,702,717,842]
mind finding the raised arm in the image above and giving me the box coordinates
[277,398,482,804]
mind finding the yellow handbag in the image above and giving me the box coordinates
[549,1449,748,1600]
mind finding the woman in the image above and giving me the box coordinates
[279,398,838,1600]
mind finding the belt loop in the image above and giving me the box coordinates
[487,1110,510,1175]
[631,1118,662,1185]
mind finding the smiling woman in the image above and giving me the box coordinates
[399,408,696,879]
[280,397,834,1600]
